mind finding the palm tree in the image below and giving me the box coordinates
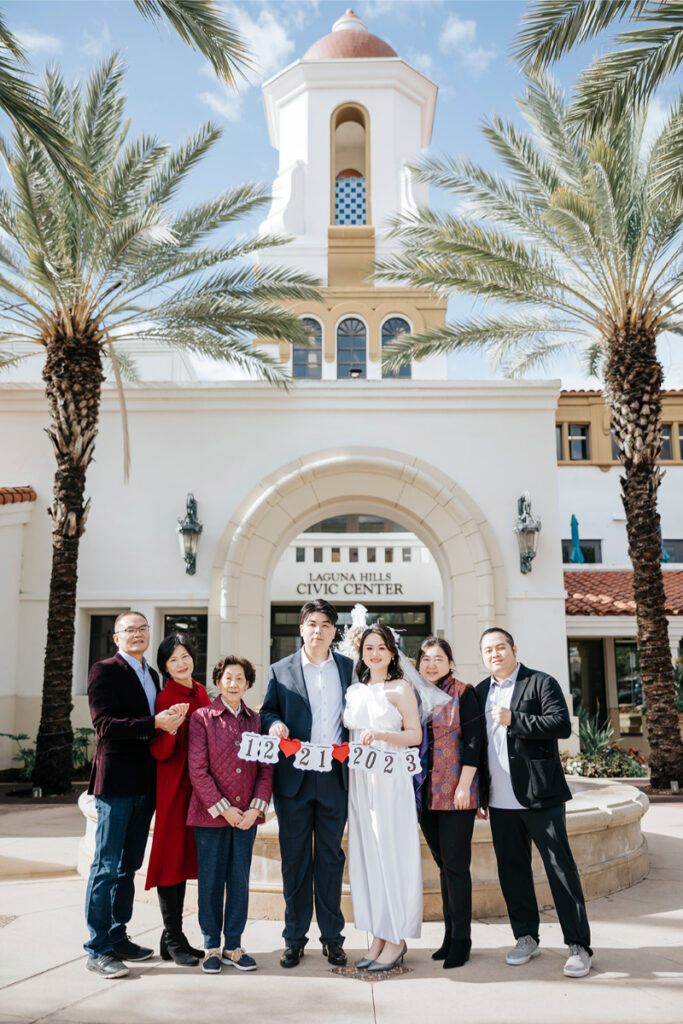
[376,75,683,788]
[0,1,250,204]
[514,1,683,131]
[0,56,318,793]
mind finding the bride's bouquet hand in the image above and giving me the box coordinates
[360,729,380,746]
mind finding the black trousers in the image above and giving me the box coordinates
[420,807,476,942]
[489,805,592,953]
[273,766,347,948]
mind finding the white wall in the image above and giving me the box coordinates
[558,465,683,565]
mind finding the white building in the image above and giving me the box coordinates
[0,12,681,770]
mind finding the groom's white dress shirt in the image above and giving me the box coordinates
[301,648,343,745]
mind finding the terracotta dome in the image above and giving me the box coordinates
[304,10,397,60]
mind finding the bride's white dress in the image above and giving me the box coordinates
[343,682,422,942]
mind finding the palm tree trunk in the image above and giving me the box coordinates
[605,317,683,789]
[33,335,104,794]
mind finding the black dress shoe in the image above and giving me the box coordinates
[280,945,304,968]
[112,938,154,961]
[443,939,471,969]
[322,943,347,966]
[86,953,129,979]
[431,930,450,960]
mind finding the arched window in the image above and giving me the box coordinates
[331,105,369,225]
[382,317,412,378]
[293,318,322,379]
[337,317,367,378]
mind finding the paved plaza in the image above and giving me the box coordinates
[0,797,682,1024]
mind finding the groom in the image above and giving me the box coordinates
[261,599,353,969]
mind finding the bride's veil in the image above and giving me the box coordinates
[336,603,449,724]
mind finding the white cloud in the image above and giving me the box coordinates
[199,4,295,122]
[15,29,62,55]
[439,15,476,51]
[462,44,497,76]
[81,25,112,58]
[409,51,433,75]
[438,14,496,77]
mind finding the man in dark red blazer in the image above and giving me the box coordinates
[84,610,186,979]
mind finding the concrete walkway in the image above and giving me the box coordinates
[1,799,682,1024]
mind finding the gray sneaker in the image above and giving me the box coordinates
[563,944,592,977]
[506,935,540,965]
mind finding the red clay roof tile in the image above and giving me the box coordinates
[564,569,683,616]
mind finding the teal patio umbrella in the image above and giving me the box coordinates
[569,514,584,564]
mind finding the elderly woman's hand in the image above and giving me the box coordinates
[453,786,471,810]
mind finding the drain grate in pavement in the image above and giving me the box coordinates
[329,964,413,982]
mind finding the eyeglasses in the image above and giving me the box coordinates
[118,625,149,636]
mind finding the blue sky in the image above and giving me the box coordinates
[7,0,682,385]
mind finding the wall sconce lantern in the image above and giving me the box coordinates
[514,492,542,574]
[348,367,363,379]
[177,493,203,575]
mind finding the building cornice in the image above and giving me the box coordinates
[262,58,437,148]
[0,379,562,414]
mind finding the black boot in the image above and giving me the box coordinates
[158,885,199,967]
[431,929,450,961]
[176,881,203,960]
[443,939,471,969]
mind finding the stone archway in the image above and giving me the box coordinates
[209,447,506,690]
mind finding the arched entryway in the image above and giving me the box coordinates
[209,447,506,693]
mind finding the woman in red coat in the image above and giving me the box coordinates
[146,633,210,966]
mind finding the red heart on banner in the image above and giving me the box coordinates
[279,737,301,758]
[332,742,350,763]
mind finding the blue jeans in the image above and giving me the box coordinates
[84,793,155,958]
[194,825,256,950]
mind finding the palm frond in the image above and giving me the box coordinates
[381,314,581,373]
[514,1,641,71]
[132,0,252,85]
[574,18,683,130]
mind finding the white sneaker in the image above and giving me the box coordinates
[506,935,540,965]
[563,944,592,977]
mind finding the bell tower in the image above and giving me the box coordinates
[259,10,447,380]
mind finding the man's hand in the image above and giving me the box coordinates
[155,708,186,733]
[491,705,512,727]
[476,807,488,820]
[222,806,244,827]
[269,722,289,739]
[236,808,260,830]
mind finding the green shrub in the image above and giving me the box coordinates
[72,727,95,771]
[577,704,614,757]
[562,743,647,778]
[0,728,95,781]
[0,733,36,780]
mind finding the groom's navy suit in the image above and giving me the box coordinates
[261,649,353,948]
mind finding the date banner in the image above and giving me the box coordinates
[237,732,420,776]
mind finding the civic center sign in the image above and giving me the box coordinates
[295,572,404,597]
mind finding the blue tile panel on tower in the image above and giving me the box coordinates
[335,176,367,225]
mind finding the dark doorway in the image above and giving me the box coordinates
[270,604,432,664]
[567,638,607,720]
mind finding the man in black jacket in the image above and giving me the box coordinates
[475,627,592,978]
[84,610,186,979]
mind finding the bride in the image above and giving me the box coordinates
[343,623,424,971]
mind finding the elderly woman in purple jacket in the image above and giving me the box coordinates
[187,655,273,975]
